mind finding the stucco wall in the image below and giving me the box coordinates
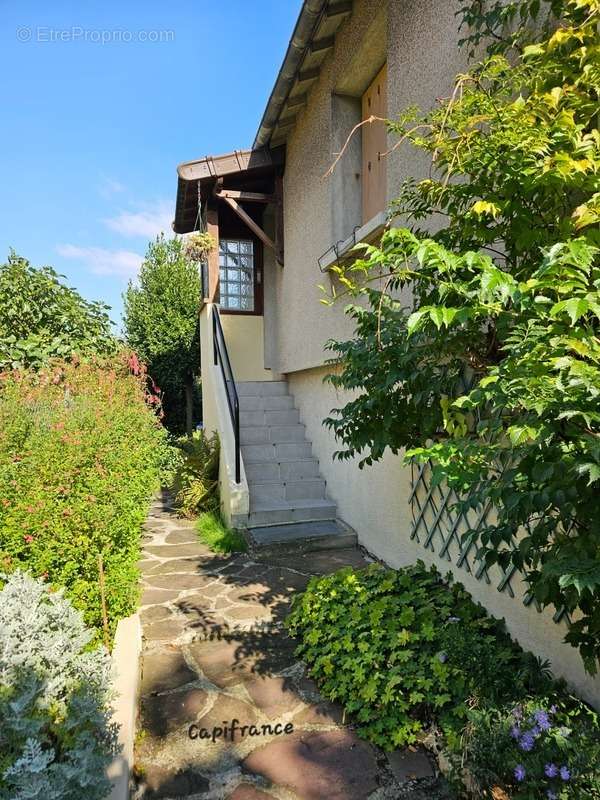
[273,0,469,375]
[199,304,250,525]
[289,366,600,707]
[220,314,280,382]
[273,0,386,375]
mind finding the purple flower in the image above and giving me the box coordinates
[531,725,542,738]
[519,732,535,752]
[560,765,571,781]
[510,725,521,739]
[547,792,557,800]
[550,704,558,714]
[514,764,526,782]
[512,705,524,721]
[534,709,552,731]
[545,763,559,778]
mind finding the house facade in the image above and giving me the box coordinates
[173,0,600,706]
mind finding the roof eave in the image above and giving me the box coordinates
[253,0,353,149]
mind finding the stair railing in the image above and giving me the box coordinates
[212,306,241,484]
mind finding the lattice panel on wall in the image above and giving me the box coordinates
[409,459,569,625]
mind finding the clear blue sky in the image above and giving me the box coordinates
[0,1,302,326]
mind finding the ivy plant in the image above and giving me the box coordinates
[323,0,600,669]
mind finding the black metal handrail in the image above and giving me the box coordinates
[212,306,241,484]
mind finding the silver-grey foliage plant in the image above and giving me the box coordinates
[0,571,119,800]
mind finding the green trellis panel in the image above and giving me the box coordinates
[409,459,569,625]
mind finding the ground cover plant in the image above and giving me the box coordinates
[196,511,247,554]
[0,355,170,642]
[323,0,600,669]
[286,563,600,798]
[0,572,118,800]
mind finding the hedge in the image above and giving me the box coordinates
[0,355,171,640]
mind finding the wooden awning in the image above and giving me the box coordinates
[173,147,284,234]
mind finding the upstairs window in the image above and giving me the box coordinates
[219,239,256,312]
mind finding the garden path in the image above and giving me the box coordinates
[133,493,446,800]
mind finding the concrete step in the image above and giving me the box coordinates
[245,458,321,483]
[247,498,337,528]
[242,442,313,463]
[240,424,306,446]
[249,479,327,503]
[239,395,294,412]
[240,409,300,428]
[248,519,357,554]
[237,381,288,397]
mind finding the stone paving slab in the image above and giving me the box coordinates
[133,493,450,800]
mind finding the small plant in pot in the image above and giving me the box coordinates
[183,232,216,263]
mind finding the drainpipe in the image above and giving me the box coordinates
[253,0,327,149]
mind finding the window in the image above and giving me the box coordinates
[218,239,255,312]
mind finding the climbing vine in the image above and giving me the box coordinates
[324,0,600,669]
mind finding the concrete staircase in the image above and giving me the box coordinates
[237,380,357,551]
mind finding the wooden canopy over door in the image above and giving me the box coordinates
[174,147,285,308]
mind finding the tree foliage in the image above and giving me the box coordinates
[0,252,116,370]
[123,235,201,432]
[324,0,600,668]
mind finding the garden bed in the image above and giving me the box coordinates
[286,562,600,798]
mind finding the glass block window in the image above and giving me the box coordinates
[219,239,255,311]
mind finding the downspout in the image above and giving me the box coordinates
[253,0,327,148]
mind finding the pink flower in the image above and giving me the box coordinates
[128,353,141,375]
[23,534,34,544]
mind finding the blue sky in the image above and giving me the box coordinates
[0,1,302,326]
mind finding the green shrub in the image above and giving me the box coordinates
[286,562,554,749]
[0,571,118,800]
[196,511,247,554]
[462,698,600,798]
[173,430,220,517]
[0,355,170,640]
[0,252,117,371]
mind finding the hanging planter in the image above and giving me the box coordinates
[184,232,216,262]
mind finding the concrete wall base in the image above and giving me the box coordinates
[107,613,142,800]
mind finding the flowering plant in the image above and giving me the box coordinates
[0,356,171,641]
[462,697,600,798]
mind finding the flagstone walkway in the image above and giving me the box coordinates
[133,494,448,800]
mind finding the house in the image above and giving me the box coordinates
[173,0,600,706]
